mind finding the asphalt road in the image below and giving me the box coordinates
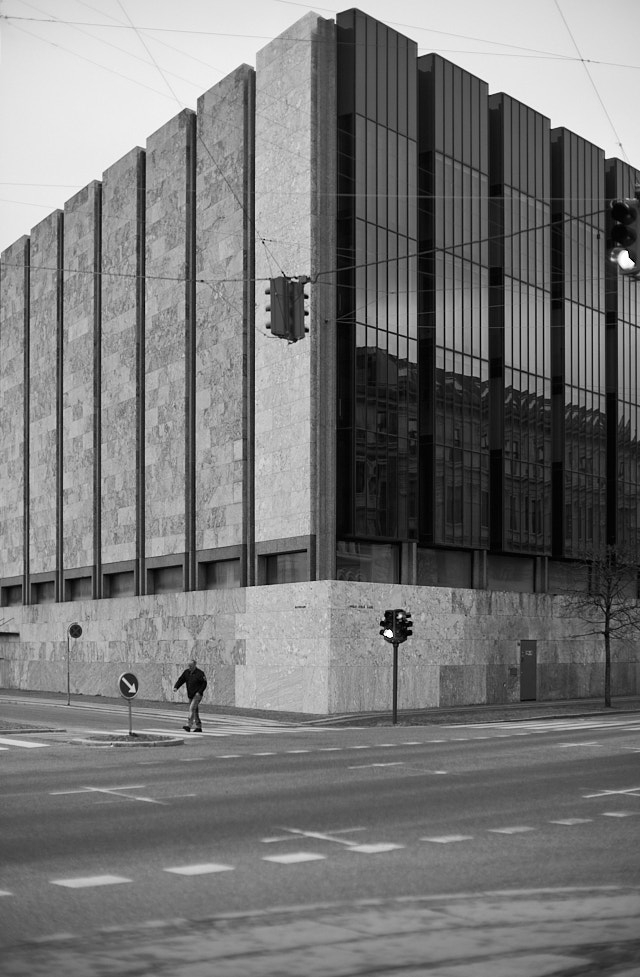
[1,696,640,973]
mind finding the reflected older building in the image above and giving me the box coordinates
[488,96,552,566]
[605,158,640,560]
[550,130,607,561]
[417,56,490,587]
[336,10,419,580]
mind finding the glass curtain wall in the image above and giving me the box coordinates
[605,158,640,560]
[417,55,490,549]
[488,95,552,555]
[551,130,607,558]
[336,10,418,581]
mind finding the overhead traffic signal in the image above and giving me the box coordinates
[265,277,289,337]
[380,610,394,643]
[265,276,310,342]
[289,278,310,342]
[608,195,640,279]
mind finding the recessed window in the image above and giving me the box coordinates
[66,577,92,602]
[201,559,241,590]
[336,541,399,583]
[1,584,23,607]
[103,571,135,598]
[32,580,55,604]
[149,565,183,595]
[264,551,307,585]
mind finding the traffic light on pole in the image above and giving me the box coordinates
[609,196,640,279]
[403,610,413,640]
[393,609,406,643]
[265,277,289,337]
[380,609,394,643]
[392,608,413,644]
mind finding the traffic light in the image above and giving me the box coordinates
[288,278,309,342]
[403,610,413,640]
[392,608,406,643]
[609,197,640,279]
[265,277,289,337]
[380,610,394,643]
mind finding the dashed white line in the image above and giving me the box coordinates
[350,843,405,854]
[421,835,474,844]
[50,875,131,888]
[549,818,592,826]
[488,826,536,835]
[263,852,326,864]
[164,863,234,876]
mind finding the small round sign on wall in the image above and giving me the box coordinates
[68,623,82,639]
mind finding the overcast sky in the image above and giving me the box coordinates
[1,0,638,255]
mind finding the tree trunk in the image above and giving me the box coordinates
[604,627,611,708]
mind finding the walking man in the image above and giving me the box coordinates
[174,659,208,732]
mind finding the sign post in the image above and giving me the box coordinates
[118,672,139,735]
[66,623,83,705]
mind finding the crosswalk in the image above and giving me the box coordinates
[0,736,50,750]
[448,715,640,735]
[1,712,639,752]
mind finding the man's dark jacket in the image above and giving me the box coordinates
[174,667,207,699]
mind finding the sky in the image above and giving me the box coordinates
[1,0,639,255]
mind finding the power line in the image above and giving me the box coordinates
[553,0,629,164]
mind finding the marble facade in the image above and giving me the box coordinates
[0,581,638,712]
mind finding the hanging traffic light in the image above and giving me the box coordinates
[379,610,394,643]
[265,277,289,337]
[288,278,310,342]
[609,196,640,279]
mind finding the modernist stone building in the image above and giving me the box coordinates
[1,8,639,712]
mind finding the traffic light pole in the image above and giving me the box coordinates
[392,640,399,725]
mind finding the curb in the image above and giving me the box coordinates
[70,733,184,748]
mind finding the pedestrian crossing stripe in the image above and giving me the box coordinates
[0,737,49,748]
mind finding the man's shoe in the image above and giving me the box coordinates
[182,725,191,732]
[193,728,203,733]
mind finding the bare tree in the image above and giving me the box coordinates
[564,545,640,707]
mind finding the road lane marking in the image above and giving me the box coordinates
[0,737,49,748]
[601,811,639,817]
[164,863,234,875]
[488,826,535,834]
[350,843,405,854]
[50,875,131,888]
[0,889,12,896]
[265,827,367,847]
[583,786,640,798]
[555,742,601,748]
[549,818,592,825]
[349,762,405,769]
[421,835,474,844]
[50,785,164,804]
[263,852,326,864]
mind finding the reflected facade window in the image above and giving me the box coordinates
[417,55,490,549]
[605,158,640,561]
[551,130,607,558]
[336,10,418,556]
[488,95,552,555]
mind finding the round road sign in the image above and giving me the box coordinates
[68,623,82,638]
[118,672,139,699]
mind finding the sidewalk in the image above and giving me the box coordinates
[2,886,639,976]
[1,688,640,732]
